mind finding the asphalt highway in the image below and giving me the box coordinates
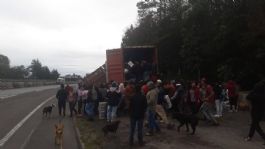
[0,86,79,149]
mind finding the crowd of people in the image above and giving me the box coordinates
[124,60,157,83]
[55,77,265,146]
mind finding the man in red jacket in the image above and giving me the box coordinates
[141,82,149,96]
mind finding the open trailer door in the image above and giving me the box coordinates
[106,48,124,83]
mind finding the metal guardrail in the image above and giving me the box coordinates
[0,79,56,82]
[0,79,57,90]
[0,79,79,90]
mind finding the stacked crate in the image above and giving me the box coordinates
[98,102,107,119]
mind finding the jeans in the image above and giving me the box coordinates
[190,102,199,114]
[85,102,95,118]
[200,102,218,124]
[77,99,83,114]
[148,109,160,132]
[107,105,117,122]
[215,100,224,116]
[229,96,238,110]
[58,100,66,116]
[129,118,144,144]
[248,108,265,140]
[94,99,99,115]
[69,101,77,116]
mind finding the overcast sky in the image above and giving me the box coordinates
[0,0,139,76]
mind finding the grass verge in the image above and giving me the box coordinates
[76,118,105,149]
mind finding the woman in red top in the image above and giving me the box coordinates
[205,85,215,104]
[226,80,239,112]
[200,84,218,125]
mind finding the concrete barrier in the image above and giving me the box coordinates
[0,79,57,90]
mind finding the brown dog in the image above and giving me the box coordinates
[55,122,64,148]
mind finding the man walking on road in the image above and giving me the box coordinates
[245,80,265,144]
[129,84,147,146]
[56,84,68,116]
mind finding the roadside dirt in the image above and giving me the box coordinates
[77,111,265,149]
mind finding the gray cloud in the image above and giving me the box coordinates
[0,0,139,76]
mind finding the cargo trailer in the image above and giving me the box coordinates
[106,46,158,83]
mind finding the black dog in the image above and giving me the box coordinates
[42,104,55,117]
[102,120,121,136]
[172,112,198,135]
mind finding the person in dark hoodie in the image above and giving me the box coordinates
[106,82,121,122]
[85,88,95,121]
[129,84,147,146]
[56,84,68,116]
[245,80,265,145]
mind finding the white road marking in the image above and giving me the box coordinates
[0,95,16,100]
[19,128,35,149]
[0,95,55,147]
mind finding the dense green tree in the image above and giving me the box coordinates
[50,69,60,80]
[29,59,42,79]
[29,59,61,80]
[9,65,29,79]
[39,66,50,79]
[0,54,10,78]
[0,55,61,80]
[122,0,265,89]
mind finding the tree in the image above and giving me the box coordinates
[122,0,265,89]
[9,65,29,79]
[0,56,60,80]
[0,54,10,78]
[40,66,50,79]
[50,69,60,80]
[29,59,42,79]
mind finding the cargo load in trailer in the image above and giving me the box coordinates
[106,46,158,83]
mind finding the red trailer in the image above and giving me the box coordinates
[106,46,158,83]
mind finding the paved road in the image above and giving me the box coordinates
[0,87,79,149]
[0,85,60,99]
